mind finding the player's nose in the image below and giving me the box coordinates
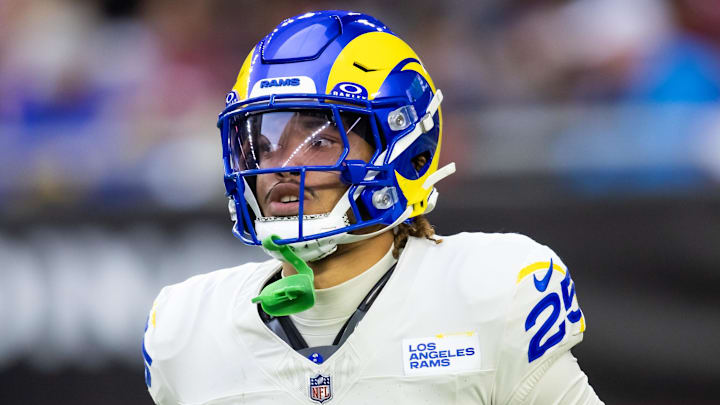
[275,170,301,179]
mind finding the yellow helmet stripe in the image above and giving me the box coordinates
[326,32,434,99]
[232,47,259,100]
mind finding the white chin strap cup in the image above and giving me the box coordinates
[255,213,349,262]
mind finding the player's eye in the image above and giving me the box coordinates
[309,137,336,149]
[256,136,274,156]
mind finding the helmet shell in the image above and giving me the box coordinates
[218,10,447,257]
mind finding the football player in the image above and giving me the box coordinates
[143,10,603,404]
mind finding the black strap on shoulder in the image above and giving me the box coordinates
[331,264,396,346]
[257,264,397,359]
[257,271,310,350]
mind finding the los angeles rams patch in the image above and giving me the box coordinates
[402,332,481,376]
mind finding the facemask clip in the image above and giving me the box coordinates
[340,159,370,184]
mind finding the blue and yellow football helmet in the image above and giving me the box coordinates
[218,10,455,261]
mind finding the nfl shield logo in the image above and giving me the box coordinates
[308,374,332,403]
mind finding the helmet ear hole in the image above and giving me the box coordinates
[412,152,431,174]
[350,198,374,224]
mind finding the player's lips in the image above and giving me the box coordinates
[265,182,313,216]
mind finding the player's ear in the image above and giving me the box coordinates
[411,152,430,172]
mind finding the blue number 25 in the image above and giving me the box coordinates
[525,270,582,362]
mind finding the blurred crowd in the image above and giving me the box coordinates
[1,0,720,217]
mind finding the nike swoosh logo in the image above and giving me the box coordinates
[533,258,553,292]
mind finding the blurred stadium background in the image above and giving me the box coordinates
[1,0,719,403]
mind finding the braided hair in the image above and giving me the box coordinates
[392,215,441,259]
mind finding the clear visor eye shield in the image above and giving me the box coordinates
[218,94,421,251]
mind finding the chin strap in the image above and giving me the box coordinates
[251,235,316,316]
[339,206,413,244]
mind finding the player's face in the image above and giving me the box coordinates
[251,112,373,217]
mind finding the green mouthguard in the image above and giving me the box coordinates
[251,235,316,316]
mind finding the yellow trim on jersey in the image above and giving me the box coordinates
[516,261,566,284]
[149,299,159,328]
[232,48,257,100]
[435,330,476,338]
[580,315,586,333]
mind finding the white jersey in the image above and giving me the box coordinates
[143,232,591,404]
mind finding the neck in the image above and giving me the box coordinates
[282,230,395,289]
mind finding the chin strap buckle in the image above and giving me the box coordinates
[340,160,370,184]
[422,162,456,190]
